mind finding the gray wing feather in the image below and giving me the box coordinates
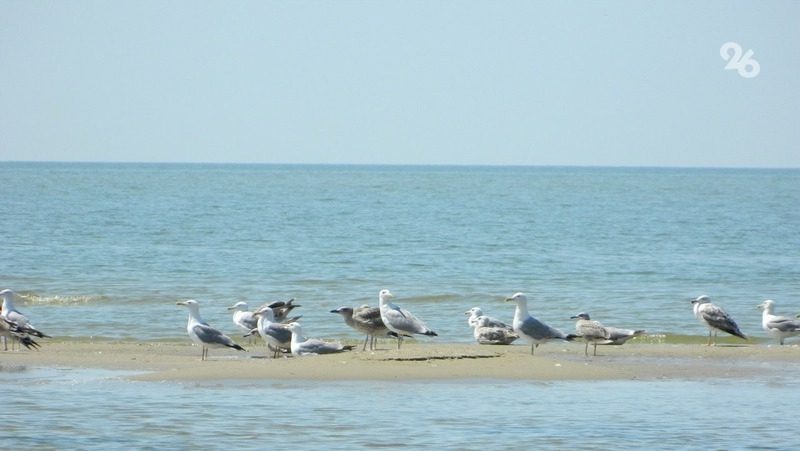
[193,324,237,347]
[767,317,800,333]
[519,316,567,340]
[384,305,432,335]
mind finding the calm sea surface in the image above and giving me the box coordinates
[2,163,799,448]
[2,163,798,341]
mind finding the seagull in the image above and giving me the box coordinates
[472,316,519,345]
[378,289,437,349]
[570,312,644,356]
[249,306,292,358]
[465,307,510,329]
[227,301,258,344]
[330,305,396,351]
[0,315,41,350]
[283,322,354,356]
[0,289,50,350]
[691,295,747,345]
[177,300,246,360]
[505,292,575,355]
[256,298,301,323]
[757,300,800,345]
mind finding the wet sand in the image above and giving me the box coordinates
[2,338,797,382]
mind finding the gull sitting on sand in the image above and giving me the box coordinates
[378,289,437,349]
[177,300,246,361]
[758,300,800,345]
[570,312,644,356]
[465,306,510,329]
[330,305,397,351]
[248,306,293,358]
[505,292,575,355]
[283,322,354,356]
[0,289,50,351]
[472,316,519,345]
[691,295,747,346]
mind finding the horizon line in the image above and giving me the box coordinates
[1,160,798,170]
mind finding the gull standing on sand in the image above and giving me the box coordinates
[691,295,747,346]
[0,314,41,350]
[0,289,50,350]
[378,289,437,349]
[757,300,800,345]
[331,305,394,351]
[283,322,353,356]
[249,306,293,358]
[472,316,519,345]
[227,301,258,344]
[177,300,246,360]
[570,312,644,356]
[505,292,575,355]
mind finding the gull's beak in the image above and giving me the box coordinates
[464,310,471,315]
[226,305,238,311]
[176,301,186,306]
[330,309,340,314]
[504,297,514,302]
[570,315,579,319]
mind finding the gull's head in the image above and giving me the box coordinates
[283,322,302,334]
[227,301,248,311]
[691,295,711,305]
[0,289,14,301]
[505,292,527,304]
[465,307,483,317]
[253,306,275,320]
[379,289,393,302]
[177,299,200,311]
[571,312,591,320]
[757,299,775,312]
[330,306,354,316]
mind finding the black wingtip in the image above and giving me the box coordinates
[425,331,438,337]
[231,344,247,352]
[565,334,579,341]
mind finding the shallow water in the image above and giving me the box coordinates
[3,365,798,449]
[2,163,799,343]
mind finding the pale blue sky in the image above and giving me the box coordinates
[1,1,798,167]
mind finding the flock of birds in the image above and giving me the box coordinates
[2,287,800,360]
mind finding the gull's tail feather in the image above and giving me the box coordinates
[424,330,438,337]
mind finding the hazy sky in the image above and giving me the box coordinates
[1,1,798,167]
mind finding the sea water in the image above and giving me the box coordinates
[2,163,798,341]
[2,163,799,449]
[2,365,799,450]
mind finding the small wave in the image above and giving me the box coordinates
[18,293,110,305]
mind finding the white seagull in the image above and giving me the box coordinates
[283,322,353,356]
[177,300,246,360]
[505,292,575,355]
[0,289,50,350]
[691,295,747,345]
[250,306,293,358]
[255,298,301,323]
[570,312,644,356]
[758,300,800,345]
[227,301,258,344]
[472,316,519,345]
[378,289,437,349]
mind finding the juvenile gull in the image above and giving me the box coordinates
[177,300,246,360]
[472,316,519,345]
[283,322,354,356]
[570,312,644,356]
[0,289,50,350]
[378,289,437,349]
[249,306,292,358]
[331,305,395,351]
[505,292,575,355]
[691,295,747,345]
[465,307,510,329]
[757,300,800,345]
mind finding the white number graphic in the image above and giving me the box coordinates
[720,42,760,78]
